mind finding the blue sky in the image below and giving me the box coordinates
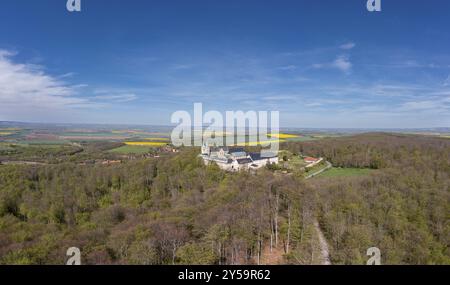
[0,0,449,128]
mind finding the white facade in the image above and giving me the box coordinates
[201,142,278,172]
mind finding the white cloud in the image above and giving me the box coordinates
[304,102,323,107]
[172,64,194,70]
[0,50,89,112]
[443,75,450,86]
[262,95,298,101]
[59,72,76,78]
[312,63,324,69]
[332,55,352,72]
[293,76,310,82]
[340,42,356,50]
[0,50,144,122]
[313,55,352,73]
[93,93,138,103]
[277,65,297,71]
[399,101,439,111]
[399,98,450,112]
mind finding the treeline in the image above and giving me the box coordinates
[0,133,449,264]
[0,145,84,163]
[284,133,449,169]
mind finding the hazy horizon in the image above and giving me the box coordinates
[1,120,448,132]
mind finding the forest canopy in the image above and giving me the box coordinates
[0,133,449,265]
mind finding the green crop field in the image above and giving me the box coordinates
[21,140,70,145]
[319,167,374,178]
[0,143,14,151]
[285,155,308,169]
[59,132,122,137]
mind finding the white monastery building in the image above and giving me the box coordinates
[200,142,278,171]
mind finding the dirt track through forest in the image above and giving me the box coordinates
[306,161,332,265]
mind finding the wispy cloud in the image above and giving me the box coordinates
[0,50,88,109]
[313,55,352,73]
[93,93,138,103]
[0,50,147,122]
[398,97,450,112]
[172,64,194,70]
[262,95,299,101]
[277,65,297,71]
[58,72,76,78]
[443,75,450,86]
[340,42,356,50]
[332,55,352,72]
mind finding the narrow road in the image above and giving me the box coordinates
[0,161,47,166]
[313,220,331,265]
[305,160,332,265]
[305,161,332,179]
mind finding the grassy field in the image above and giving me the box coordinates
[109,145,153,154]
[124,142,168,147]
[21,140,70,145]
[318,167,374,178]
[0,143,14,151]
[59,132,120,137]
[17,144,65,149]
[268,133,300,139]
[285,155,308,169]
[143,137,170,141]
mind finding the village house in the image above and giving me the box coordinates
[200,142,278,172]
[304,156,323,168]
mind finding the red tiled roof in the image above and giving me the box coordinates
[304,157,319,162]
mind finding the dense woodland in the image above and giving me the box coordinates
[0,133,449,264]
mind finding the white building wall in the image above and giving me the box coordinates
[201,152,279,172]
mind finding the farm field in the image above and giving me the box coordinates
[318,167,374,178]
[124,142,169,147]
[268,133,300,139]
[59,131,171,142]
[59,132,123,137]
[20,140,71,145]
[142,137,170,142]
[0,132,13,136]
[0,143,14,151]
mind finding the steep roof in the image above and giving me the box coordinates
[237,158,253,165]
[304,157,319,162]
[229,147,245,153]
[250,152,278,161]
[210,146,229,153]
[230,151,247,157]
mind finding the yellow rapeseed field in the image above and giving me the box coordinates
[0,132,13,136]
[268,133,299,139]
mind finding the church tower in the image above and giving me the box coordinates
[201,141,210,155]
